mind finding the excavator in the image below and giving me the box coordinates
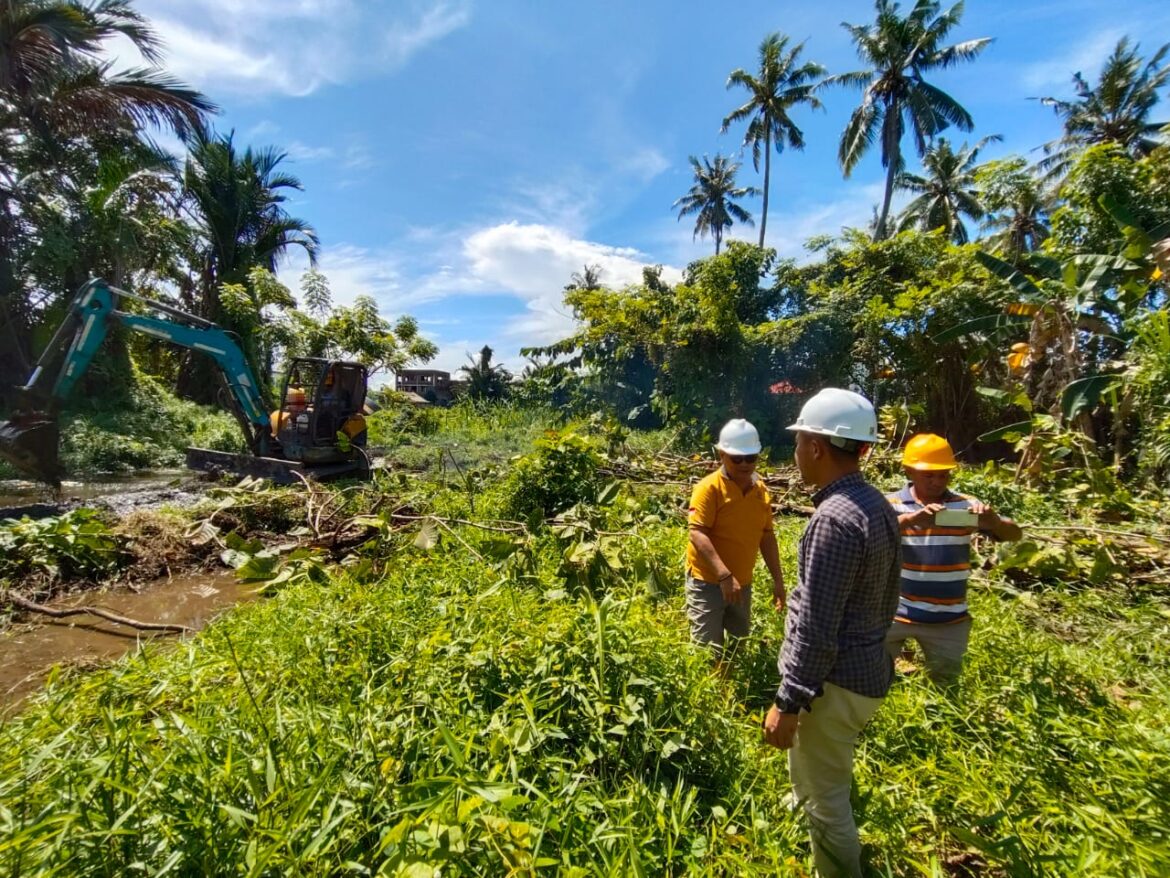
[0,278,370,487]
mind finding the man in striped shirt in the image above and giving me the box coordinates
[886,433,1022,683]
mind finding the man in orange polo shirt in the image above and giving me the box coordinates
[686,419,785,668]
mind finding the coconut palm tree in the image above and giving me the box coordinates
[673,155,758,255]
[1036,38,1170,181]
[832,0,991,240]
[0,0,212,148]
[977,157,1052,262]
[895,135,998,243]
[721,33,825,249]
[177,130,318,400]
[460,345,512,401]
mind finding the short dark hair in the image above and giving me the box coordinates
[811,434,867,461]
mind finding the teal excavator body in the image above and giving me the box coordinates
[0,279,368,486]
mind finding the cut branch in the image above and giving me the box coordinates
[3,591,192,634]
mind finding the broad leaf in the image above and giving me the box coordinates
[1061,374,1122,421]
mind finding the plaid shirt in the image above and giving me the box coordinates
[777,471,902,710]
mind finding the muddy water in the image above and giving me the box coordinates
[0,470,206,519]
[0,571,257,714]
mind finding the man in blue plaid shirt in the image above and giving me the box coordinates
[763,388,901,878]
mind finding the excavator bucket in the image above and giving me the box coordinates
[0,412,62,487]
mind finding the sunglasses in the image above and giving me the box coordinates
[727,454,759,464]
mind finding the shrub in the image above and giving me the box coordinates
[500,430,603,520]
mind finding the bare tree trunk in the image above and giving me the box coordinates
[759,132,771,248]
[876,160,896,242]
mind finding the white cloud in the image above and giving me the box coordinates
[108,0,472,97]
[763,181,888,261]
[279,221,684,372]
[285,141,336,162]
[1019,28,1127,92]
[384,2,472,66]
[279,244,405,310]
[619,147,671,182]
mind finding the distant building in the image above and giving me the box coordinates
[396,369,453,404]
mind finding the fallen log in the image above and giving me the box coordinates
[2,590,192,634]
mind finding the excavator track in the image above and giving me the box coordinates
[185,447,367,484]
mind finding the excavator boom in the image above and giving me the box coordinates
[0,279,271,486]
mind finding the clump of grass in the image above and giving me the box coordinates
[0,558,770,875]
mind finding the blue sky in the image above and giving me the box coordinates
[114,0,1170,377]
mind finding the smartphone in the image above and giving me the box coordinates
[935,508,978,527]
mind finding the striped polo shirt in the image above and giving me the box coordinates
[887,485,975,624]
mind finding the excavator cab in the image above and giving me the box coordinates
[272,358,368,464]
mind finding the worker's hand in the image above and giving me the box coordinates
[903,503,945,528]
[969,500,996,530]
[719,574,744,605]
[762,705,799,750]
[772,578,786,612]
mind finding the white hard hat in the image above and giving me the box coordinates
[786,388,877,444]
[715,419,761,455]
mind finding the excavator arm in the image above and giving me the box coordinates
[0,279,271,486]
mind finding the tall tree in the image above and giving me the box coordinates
[895,135,998,243]
[1036,38,1170,181]
[976,157,1052,262]
[178,130,318,400]
[721,33,825,248]
[0,0,213,400]
[832,0,991,240]
[459,345,511,401]
[673,155,758,254]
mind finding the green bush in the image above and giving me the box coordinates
[0,509,127,583]
[500,430,603,520]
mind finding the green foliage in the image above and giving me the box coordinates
[500,431,603,521]
[1049,144,1170,257]
[0,510,127,583]
[3,408,1170,876]
[46,371,243,476]
[0,574,753,876]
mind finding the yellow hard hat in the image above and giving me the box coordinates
[902,433,957,470]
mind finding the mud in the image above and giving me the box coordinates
[0,470,208,520]
[0,571,257,715]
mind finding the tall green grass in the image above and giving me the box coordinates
[3,413,1169,875]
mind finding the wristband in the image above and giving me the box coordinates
[773,693,806,715]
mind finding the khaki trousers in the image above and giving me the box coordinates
[789,682,883,878]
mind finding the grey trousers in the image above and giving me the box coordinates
[684,574,751,655]
[885,617,972,683]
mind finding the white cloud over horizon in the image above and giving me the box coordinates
[278,221,684,374]
[107,0,472,97]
